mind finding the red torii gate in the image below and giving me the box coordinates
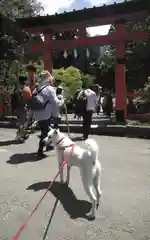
[17,0,149,122]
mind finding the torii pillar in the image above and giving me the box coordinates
[43,30,53,73]
[115,20,126,123]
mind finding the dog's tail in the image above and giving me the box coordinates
[84,138,99,160]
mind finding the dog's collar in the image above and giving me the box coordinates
[56,136,75,150]
[58,143,75,150]
[56,137,66,145]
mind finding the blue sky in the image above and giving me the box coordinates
[42,0,123,35]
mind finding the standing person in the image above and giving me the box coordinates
[11,85,19,115]
[26,65,37,131]
[73,89,82,120]
[52,86,64,129]
[103,91,113,119]
[94,84,101,115]
[31,70,60,157]
[78,84,98,140]
[15,76,30,142]
[27,65,37,92]
[56,86,64,117]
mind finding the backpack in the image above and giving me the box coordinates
[27,85,49,110]
[77,90,87,115]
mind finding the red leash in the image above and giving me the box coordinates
[12,144,75,240]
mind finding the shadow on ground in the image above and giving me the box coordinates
[7,152,47,165]
[27,181,92,220]
[0,139,23,146]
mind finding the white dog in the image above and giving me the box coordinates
[44,128,102,219]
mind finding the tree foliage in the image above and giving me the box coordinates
[132,79,150,114]
[104,13,150,91]
[0,0,43,81]
[0,0,43,18]
[53,67,94,102]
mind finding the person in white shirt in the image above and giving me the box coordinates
[56,86,65,116]
[78,84,98,139]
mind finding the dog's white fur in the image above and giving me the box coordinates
[44,128,102,219]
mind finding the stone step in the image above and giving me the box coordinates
[1,121,150,139]
[59,124,126,136]
[53,119,115,125]
[58,124,150,138]
[0,118,118,130]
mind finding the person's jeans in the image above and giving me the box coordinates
[82,110,93,139]
[16,107,28,138]
[26,108,34,129]
[53,117,61,129]
[38,119,50,153]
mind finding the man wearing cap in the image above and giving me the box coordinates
[27,65,37,92]
[33,70,60,157]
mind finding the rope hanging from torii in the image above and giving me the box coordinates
[63,48,90,59]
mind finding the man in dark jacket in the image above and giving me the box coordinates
[102,91,113,118]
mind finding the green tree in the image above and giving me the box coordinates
[0,0,43,18]
[132,79,150,114]
[81,73,95,88]
[106,9,150,91]
[0,0,43,82]
[53,67,83,102]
